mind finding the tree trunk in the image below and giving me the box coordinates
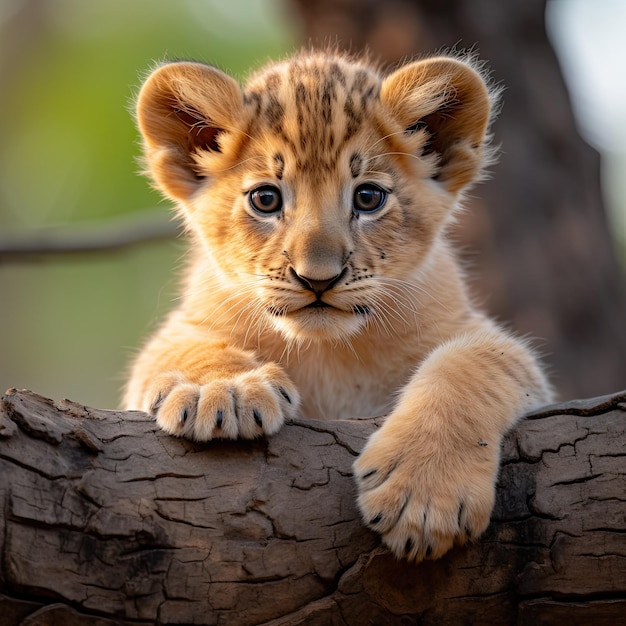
[285,0,626,400]
[0,388,624,625]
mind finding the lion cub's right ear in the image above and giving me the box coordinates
[136,62,243,202]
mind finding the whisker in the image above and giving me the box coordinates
[364,128,413,152]
[361,168,393,178]
[370,293,410,331]
[183,113,267,154]
[213,154,265,173]
[202,283,261,330]
[378,276,452,312]
[362,151,424,164]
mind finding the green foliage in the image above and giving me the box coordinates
[0,0,294,227]
[0,0,294,407]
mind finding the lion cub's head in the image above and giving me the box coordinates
[136,51,496,343]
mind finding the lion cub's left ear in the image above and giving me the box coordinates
[382,56,496,195]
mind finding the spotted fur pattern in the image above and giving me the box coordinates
[125,50,553,562]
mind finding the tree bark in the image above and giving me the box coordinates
[0,388,624,625]
[285,0,626,401]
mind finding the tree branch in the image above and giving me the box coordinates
[0,209,181,263]
[1,388,624,625]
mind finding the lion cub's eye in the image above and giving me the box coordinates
[249,185,283,215]
[353,184,387,214]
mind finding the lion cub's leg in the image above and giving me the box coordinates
[124,321,299,441]
[353,319,552,562]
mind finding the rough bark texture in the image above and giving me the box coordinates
[285,0,626,401]
[0,388,624,625]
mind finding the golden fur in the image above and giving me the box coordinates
[124,50,553,562]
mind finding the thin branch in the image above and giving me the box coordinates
[0,209,182,263]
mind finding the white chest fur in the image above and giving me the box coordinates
[283,341,411,420]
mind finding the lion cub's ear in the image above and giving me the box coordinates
[381,57,495,195]
[136,62,243,202]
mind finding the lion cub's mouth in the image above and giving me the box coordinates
[304,300,333,309]
[267,301,335,316]
[266,302,370,316]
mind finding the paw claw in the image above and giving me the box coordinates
[370,513,383,525]
[148,364,299,441]
[404,537,413,554]
[354,414,498,563]
[150,393,165,415]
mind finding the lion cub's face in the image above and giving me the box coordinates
[136,52,493,342]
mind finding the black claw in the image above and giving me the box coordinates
[457,503,464,527]
[425,545,433,558]
[404,537,413,554]
[278,388,292,404]
[370,513,383,525]
[150,393,164,415]
[253,410,263,427]
[181,408,189,424]
[362,469,377,479]
[216,410,223,429]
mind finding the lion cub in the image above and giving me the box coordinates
[124,50,553,562]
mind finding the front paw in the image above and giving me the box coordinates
[146,363,299,441]
[353,417,499,562]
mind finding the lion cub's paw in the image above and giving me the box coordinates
[353,418,498,562]
[147,363,300,441]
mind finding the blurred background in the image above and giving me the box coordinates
[1,0,624,409]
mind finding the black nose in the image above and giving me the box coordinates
[290,267,346,296]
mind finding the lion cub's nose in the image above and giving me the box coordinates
[290,267,347,296]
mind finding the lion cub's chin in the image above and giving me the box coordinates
[269,307,367,343]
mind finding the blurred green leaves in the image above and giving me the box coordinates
[0,0,294,227]
[0,0,294,407]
